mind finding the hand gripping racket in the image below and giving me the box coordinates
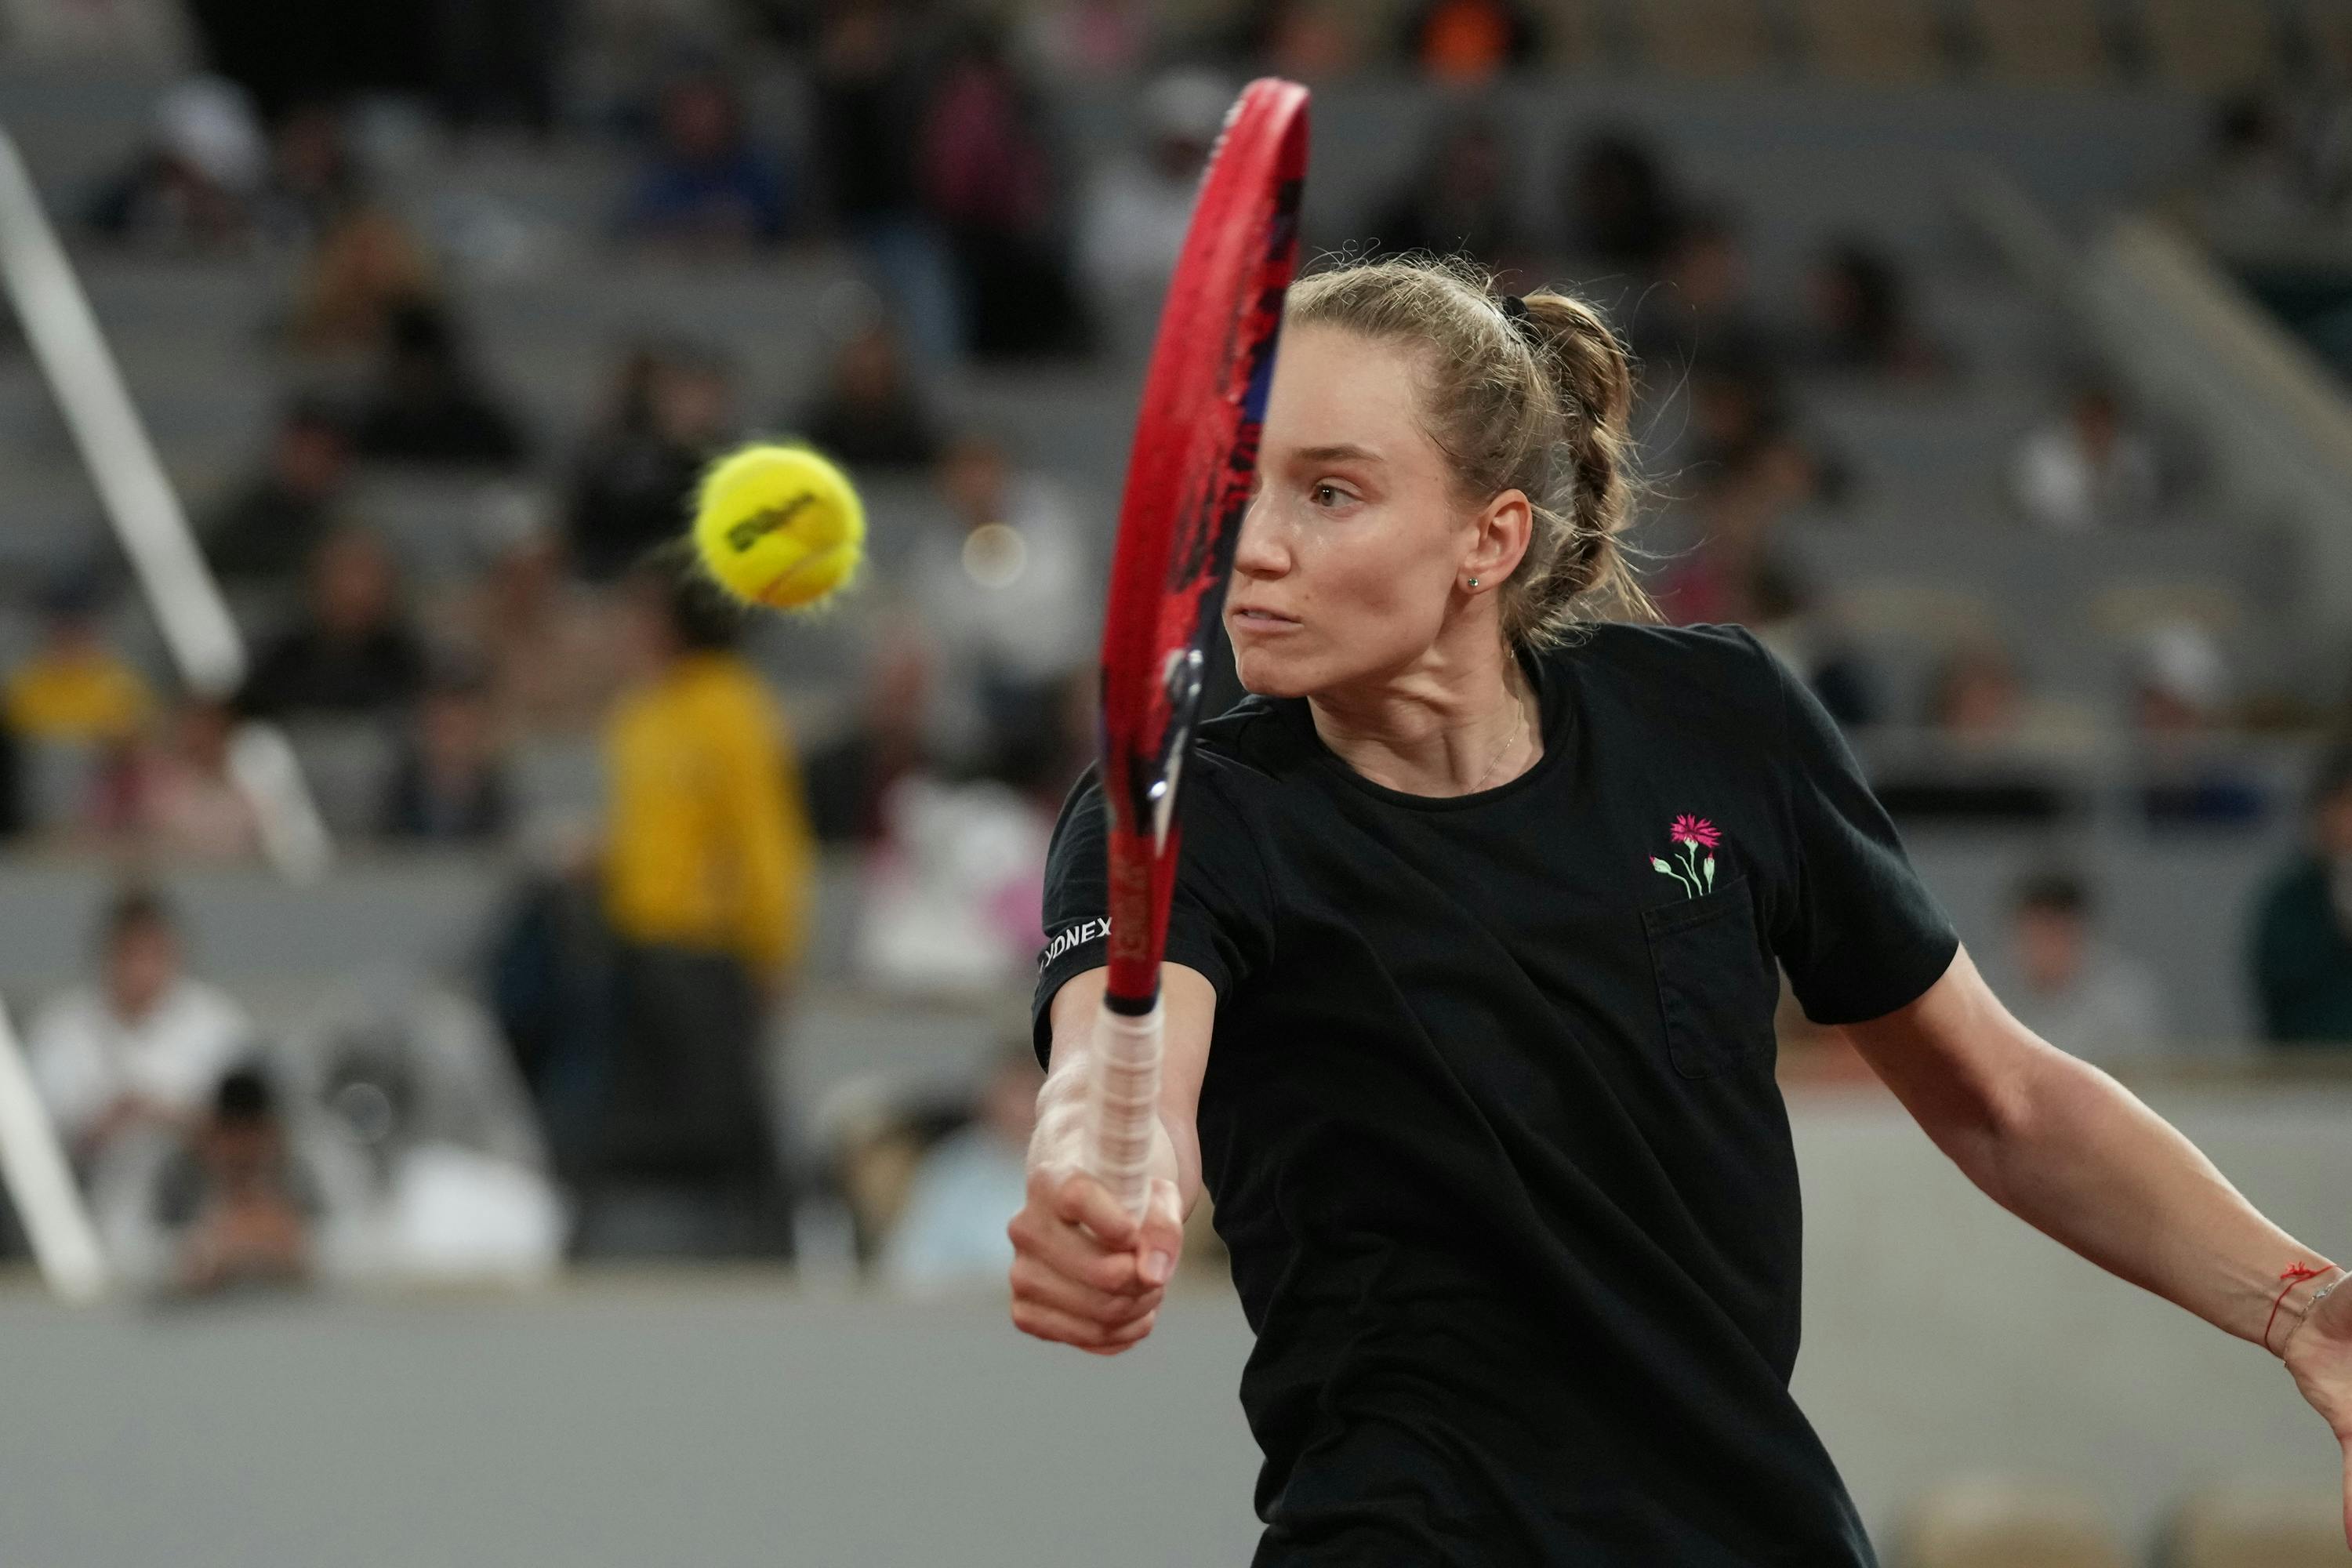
[1084,79,1308,1219]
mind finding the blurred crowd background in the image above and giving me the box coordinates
[2,0,2352,1316]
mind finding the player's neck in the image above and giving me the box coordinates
[1305,644,1538,798]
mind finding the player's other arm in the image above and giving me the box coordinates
[1007,961,1214,1356]
[1840,943,2352,1541]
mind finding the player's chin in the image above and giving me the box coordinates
[1230,641,1313,699]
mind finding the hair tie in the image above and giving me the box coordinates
[1497,292,1540,345]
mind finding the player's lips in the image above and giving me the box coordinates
[1229,604,1300,632]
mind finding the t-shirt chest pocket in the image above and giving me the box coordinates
[1640,877,1776,1079]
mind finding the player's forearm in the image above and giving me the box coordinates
[1971,1042,2340,1355]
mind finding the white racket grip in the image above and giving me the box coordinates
[1083,996,1165,1220]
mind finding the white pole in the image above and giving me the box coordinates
[0,1000,108,1301]
[0,125,243,694]
[0,123,332,879]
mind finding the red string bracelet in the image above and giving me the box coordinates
[2263,1261,2330,1354]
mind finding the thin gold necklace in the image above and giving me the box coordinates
[1467,671,1530,793]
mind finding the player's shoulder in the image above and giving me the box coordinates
[1540,618,1782,703]
[1550,616,1769,668]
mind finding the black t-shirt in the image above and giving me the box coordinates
[1031,622,1960,1566]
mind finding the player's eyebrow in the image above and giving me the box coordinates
[1287,443,1385,466]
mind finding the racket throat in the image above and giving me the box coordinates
[1147,645,1207,855]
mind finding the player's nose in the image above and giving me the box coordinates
[1231,493,1291,579]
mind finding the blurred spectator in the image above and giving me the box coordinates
[810,2,961,365]
[1398,0,1538,82]
[881,1038,1044,1292]
[918,22,1094,361]
[198,396,356,587]
[1626,206,1773,375]
[582,558,815,1257]
[616,67,793,252]
[1931,644,2033,745]
[1650,501,1768,629]
[2132,622,2267,827]
[2011,384,2161,532]
[1747,561,1878,728]
[25,887,254,1183]
[2003,871,2166,1065]
[257,101,361,247]
[1802,241,1947,381]
[1212,0,1360,77]
[1875,642,2071,824]
[1079,69,1229,326]
[237,527,428,721]
[289,206,438,358]
[84,75,265,253]
[1022,0,1153,78]
[381,669,512,843]
[1679,360,1841,506]
[350,300,529,467]
[149,1065,316,1294]
[1559,131,1679,276]
[2185,92,2320,251]
[909,434,1095,769]
[1366,108,1537,278]
[804,626,933,845]
[788,321,942,474]
[2,578,153,745]
[568,342,739,579]
[439,525,617,733]
[1684,361,1781,477]
[87,695,262,860]
[1651,428,1831,630]
[2248,739,2352,1047]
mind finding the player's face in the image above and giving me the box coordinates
[1226,325,1475,698]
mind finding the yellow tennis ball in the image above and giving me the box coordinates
[690,444,865,611]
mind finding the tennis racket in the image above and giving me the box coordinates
[1083,78,1308,1220]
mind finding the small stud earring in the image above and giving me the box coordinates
[1467,577,1479,589]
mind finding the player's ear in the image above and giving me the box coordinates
[1462,487,1533,585]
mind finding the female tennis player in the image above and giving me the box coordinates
[1011,256,2352,1564]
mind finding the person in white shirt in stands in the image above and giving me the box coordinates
[2003,869,2168,1065]
[2010,383,2161,532]
[26,885,255,1182]
[1077,69,1229,342]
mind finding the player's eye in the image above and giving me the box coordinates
[1311,482,1350,507]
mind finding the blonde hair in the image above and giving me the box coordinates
[1283,255,1657,648]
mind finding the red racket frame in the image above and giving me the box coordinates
[1084,79,1308,1215]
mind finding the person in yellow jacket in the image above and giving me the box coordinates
[3,579,153,744]
[582,555,815,1258]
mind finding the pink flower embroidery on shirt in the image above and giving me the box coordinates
[1651,815,1722,898]
[1669,814,1720,848]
